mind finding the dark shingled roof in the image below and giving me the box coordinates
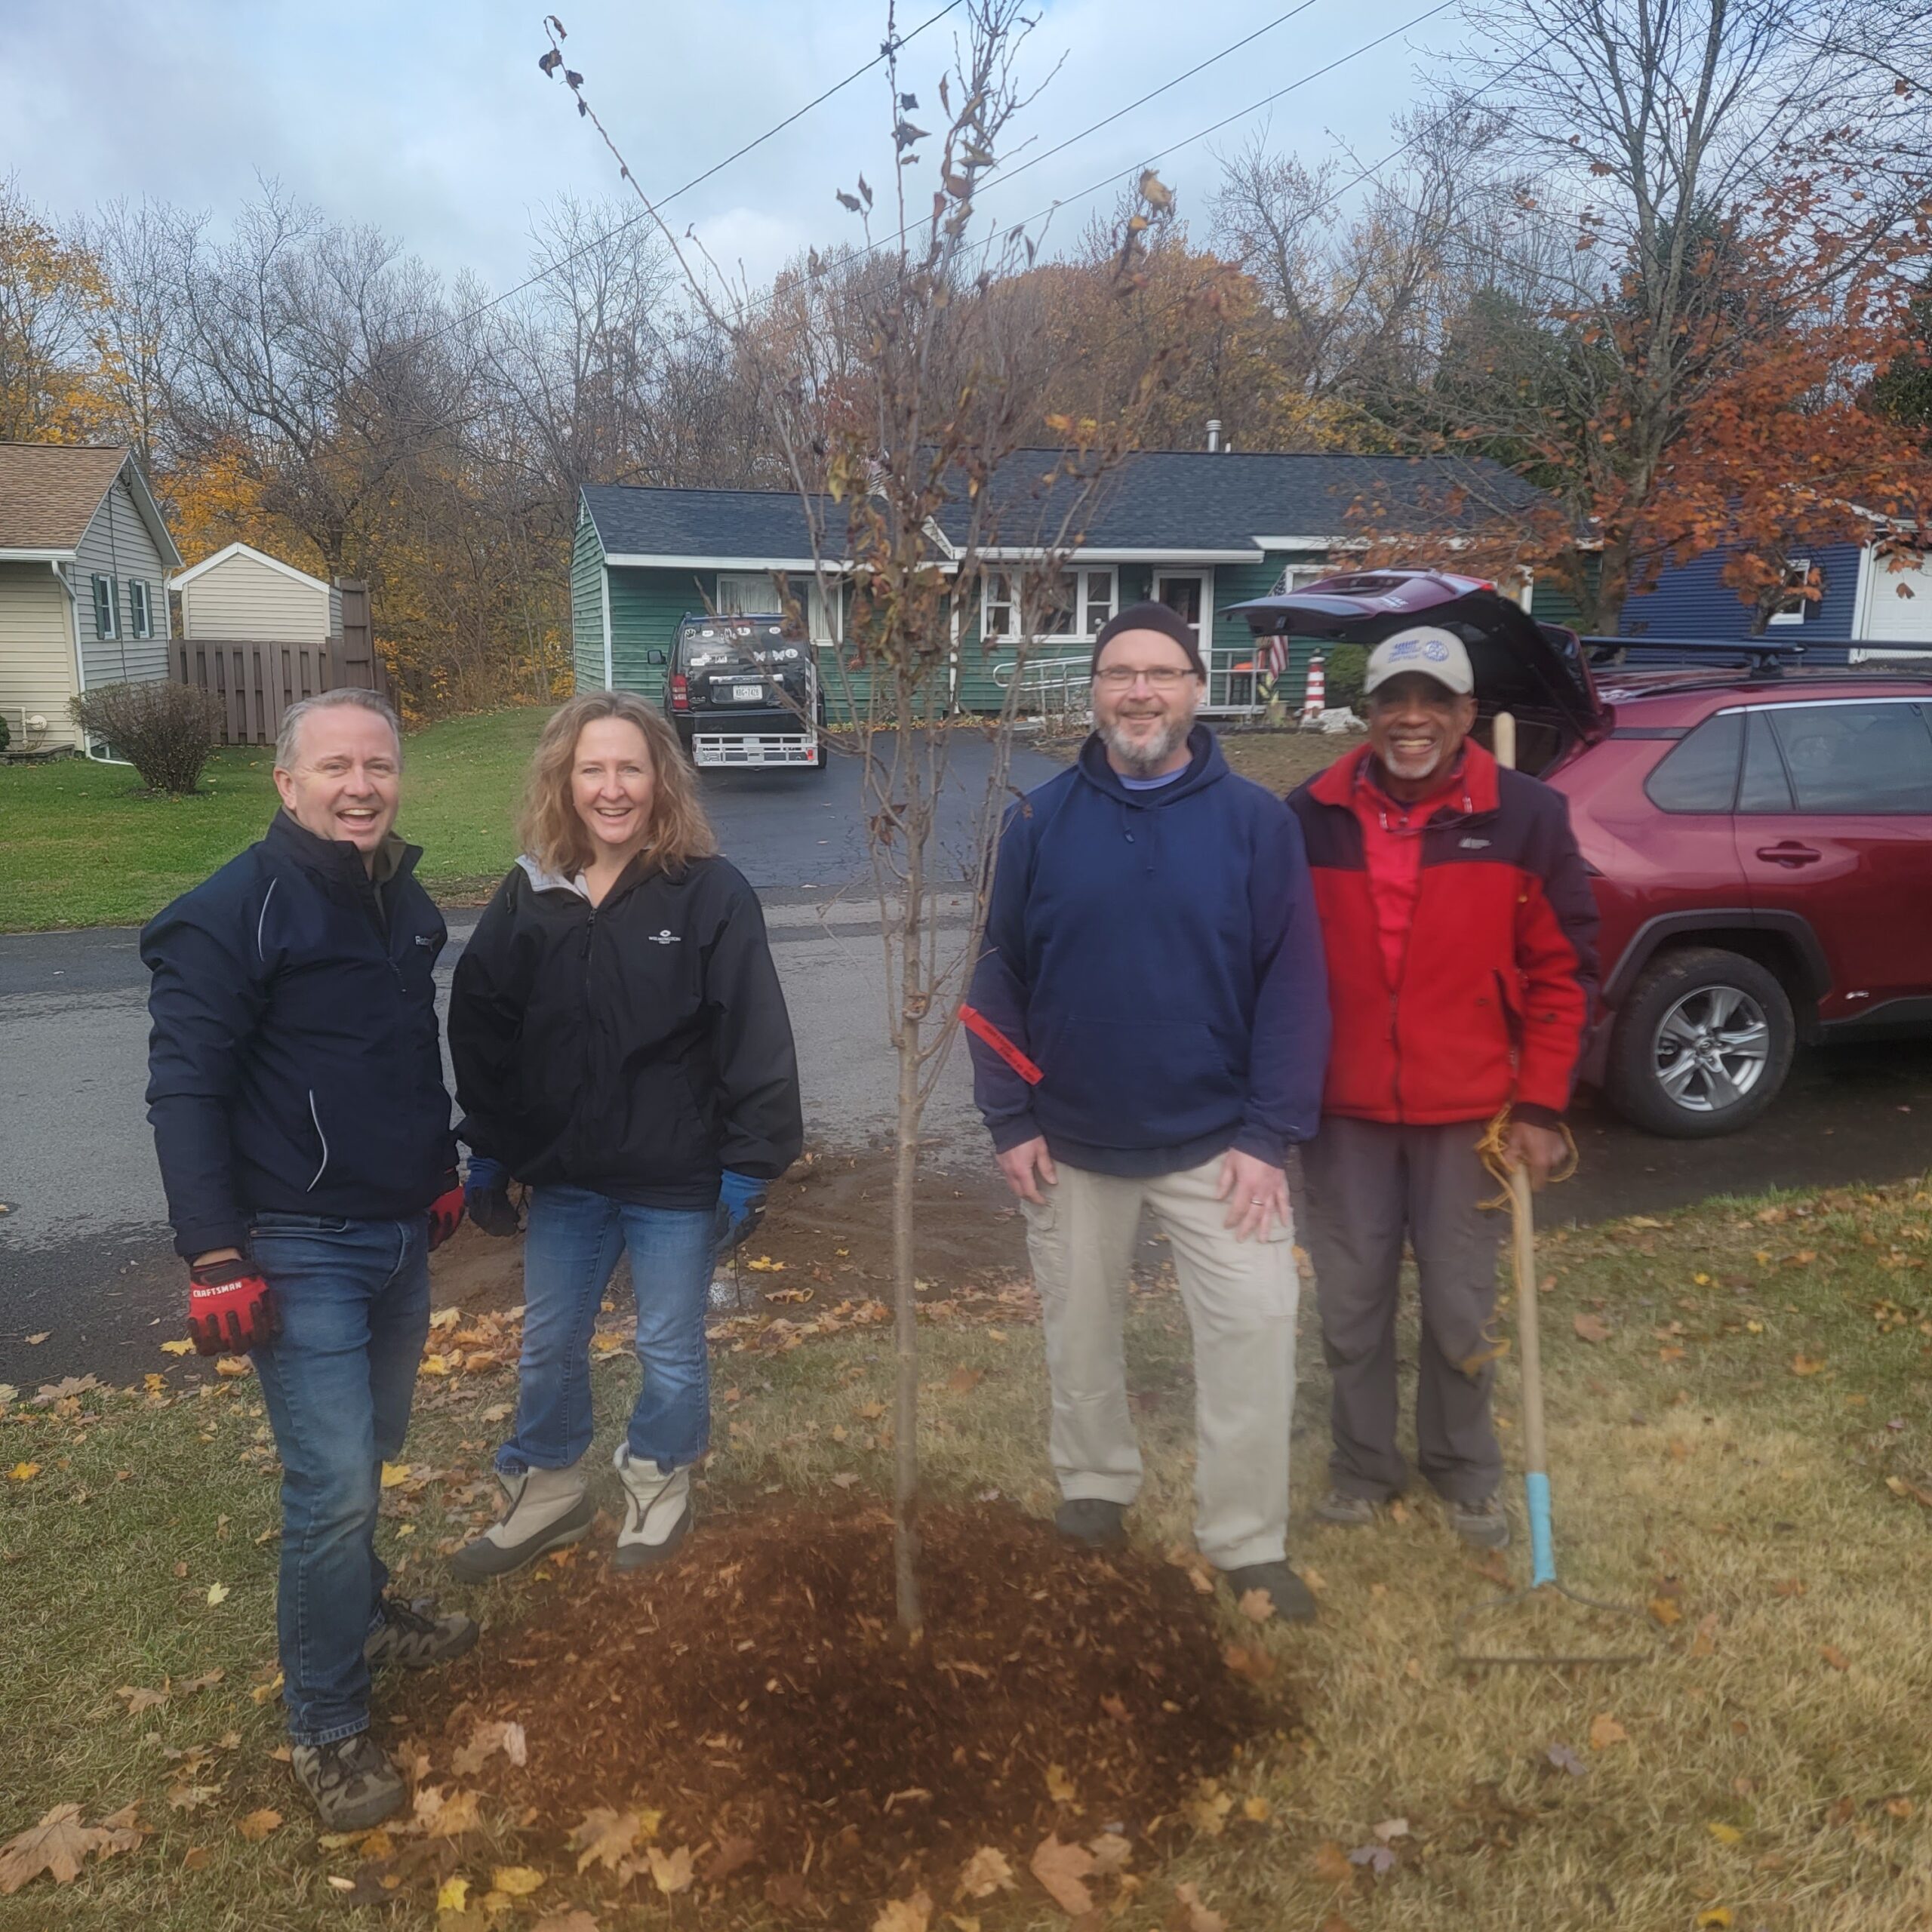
[582,485,829,561]
[581,451,1549,563]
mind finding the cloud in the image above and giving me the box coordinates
[1,0,1440,295]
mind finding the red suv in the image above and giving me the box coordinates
[1232,572,1932,1137]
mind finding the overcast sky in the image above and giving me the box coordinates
[2,0,1449,296]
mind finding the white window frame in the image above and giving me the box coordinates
[1767,556,1813,626]
[718,568,841,643]
[91,573,118,640]
[128,579,153,639]
[983,565,1118,641]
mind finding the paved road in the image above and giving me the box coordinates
[7,727,1932,1384]
[0,734,1064,1386]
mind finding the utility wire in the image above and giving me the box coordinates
[440,0,967,340]
[978,0,1462,251]
[983,0,1327,193]
[703,0,1458,328]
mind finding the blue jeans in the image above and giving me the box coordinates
[248,1214,430,1747]
[500,1186,715,1478]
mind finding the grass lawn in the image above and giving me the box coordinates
[1214,725,1354,795]
[0,709,552,932]
[5,1177,1932,1928]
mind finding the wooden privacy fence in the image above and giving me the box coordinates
[171,581,393,747]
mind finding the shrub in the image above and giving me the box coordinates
[70,680,225,794]
[0,710,9,756]
[1321,641,1369,714]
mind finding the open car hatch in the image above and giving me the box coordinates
[1224,570,1609,743]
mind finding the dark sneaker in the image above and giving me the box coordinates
[291,1732,405,1829]
[1447,1494,1512,1549]
[1054,1498,1128,1549]
[1312,1488,1377,1527]
[1222,1561,1318,1623]
[365,1595,479,1671]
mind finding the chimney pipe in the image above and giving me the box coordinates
[1205,418,1221,454]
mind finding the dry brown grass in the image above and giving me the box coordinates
[5,1179,1931,1929]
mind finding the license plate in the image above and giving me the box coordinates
[730,682,764,701]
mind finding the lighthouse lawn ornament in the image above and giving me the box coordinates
[1300,651,1325,722]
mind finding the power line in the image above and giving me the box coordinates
[980,0,1462,251]
[984,0,1327,194]
[705,0,1460,328]
[441,0,967,340]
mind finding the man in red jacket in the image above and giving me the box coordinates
[1286,626,1597,1548]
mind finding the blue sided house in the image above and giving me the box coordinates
[570,449,1561,719]
[1620,534,1932,658]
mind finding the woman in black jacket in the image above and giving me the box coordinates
[447,693,802,1578]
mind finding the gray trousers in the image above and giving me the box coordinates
[1021,1157,1298,1571]
[1299,1116,1505,1506]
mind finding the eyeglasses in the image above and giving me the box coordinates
[1092,666,1198,690]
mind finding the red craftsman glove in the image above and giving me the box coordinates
[426,1172,464,1253]
[188,1258,279,1358]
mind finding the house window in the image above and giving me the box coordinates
[983,566,1117,639]
[1767,558,1814,626]
[715,571,784,616]
[128,580,153,640]
[91,574,118,640]
[983,571,1016,638]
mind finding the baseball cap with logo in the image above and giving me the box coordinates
[1362,624,1475,698]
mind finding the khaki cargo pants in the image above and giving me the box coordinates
[1299,1115,1506,1506]
[1020,1155,1298,1571]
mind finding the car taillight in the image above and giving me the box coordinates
[670,673,689,712]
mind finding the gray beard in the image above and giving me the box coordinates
[1102,716,1189,777]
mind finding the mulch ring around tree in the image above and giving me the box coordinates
[414,1500,1281,1917]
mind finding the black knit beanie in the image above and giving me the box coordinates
[1090,600,1205,676]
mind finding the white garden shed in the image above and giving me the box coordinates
[172,542,341,645]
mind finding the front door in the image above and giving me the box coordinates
[1152,571,1217,703]
[1733,697,1932,1023]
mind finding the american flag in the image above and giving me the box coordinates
[1260,635,1288,679]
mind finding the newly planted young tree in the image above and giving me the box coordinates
[541,1,1186,1635]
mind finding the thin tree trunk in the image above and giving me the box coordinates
[891,673,925,1641]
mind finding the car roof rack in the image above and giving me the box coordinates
[1582,637,1836,675]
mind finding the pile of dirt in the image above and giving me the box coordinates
[417,1502,1272,1913]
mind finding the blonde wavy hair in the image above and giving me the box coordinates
[517,693,717,880]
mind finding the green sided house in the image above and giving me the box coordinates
[571,450,1554,718]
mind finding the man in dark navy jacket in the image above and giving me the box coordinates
[965,602,1329,1620]
[143,688,473,1830]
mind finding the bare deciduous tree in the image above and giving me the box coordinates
[542,0,1188,1637]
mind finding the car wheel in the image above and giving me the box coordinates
[1605,946,1795,1138]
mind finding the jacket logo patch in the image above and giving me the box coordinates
[648,928,681,946]
[414,933,436,946]
[1459,837,1491,849]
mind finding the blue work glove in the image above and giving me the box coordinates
[714,1168,768,1256]
[464,1155,521,1239]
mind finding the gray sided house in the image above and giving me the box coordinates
[0,441,180,755]
[571,451,1555,719]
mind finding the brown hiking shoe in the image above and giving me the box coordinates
[291,1732,404,1829]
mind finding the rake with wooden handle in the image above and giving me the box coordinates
[1451,709,1648,1667]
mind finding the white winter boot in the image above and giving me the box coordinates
[612,1445,693,1571]
[447,1463,593,1581]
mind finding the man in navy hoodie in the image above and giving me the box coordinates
[965,602,1329,1620]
